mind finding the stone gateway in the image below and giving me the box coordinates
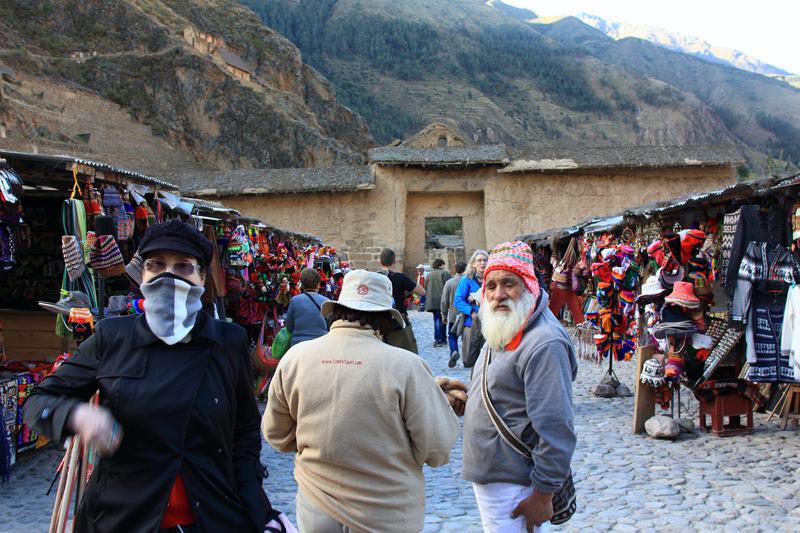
[176,124,740,276]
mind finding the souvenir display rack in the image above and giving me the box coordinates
[522,172,800,437]
[0,150,336,478]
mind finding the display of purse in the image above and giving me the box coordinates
[82,183,103,216]
[551,264,570,286]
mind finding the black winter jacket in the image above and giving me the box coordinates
[23,312,272,533]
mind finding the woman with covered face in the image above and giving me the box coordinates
[23,219,288,533]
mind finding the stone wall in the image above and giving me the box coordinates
[220,171,406,271]
[483,165,736,245]
[214,163,735,277]
[427,248,466,274]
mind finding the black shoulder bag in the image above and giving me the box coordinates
[481,349,577,525]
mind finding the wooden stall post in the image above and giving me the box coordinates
[632,344,657,434]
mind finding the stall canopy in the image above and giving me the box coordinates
[0,149,179,191]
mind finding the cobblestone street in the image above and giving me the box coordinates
[3,311,800,532]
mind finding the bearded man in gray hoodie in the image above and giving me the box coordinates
[462,241,577,533]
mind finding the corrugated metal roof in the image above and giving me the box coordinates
[181,196,241,217]
[0,149,178,189]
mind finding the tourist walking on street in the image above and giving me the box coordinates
[22,219,285,533]
[425,258,451,348]
[416,263,428,311]
[455,249,489,368]
[462,241,577,533]
[285,267,329,347]
[262,270,459,533]
[442,261,467,367]
[378,248,425,354]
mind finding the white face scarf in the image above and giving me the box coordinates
[140,272,205,345]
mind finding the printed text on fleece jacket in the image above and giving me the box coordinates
[262,321,459,533]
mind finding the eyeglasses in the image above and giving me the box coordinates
[143,258,203,278]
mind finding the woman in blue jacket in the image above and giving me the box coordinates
[454,249,488,368]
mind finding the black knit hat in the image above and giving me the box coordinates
[137,219,213,266]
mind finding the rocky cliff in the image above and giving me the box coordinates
[0,0,373,174]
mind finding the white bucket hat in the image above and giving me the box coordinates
[321,269,405,327]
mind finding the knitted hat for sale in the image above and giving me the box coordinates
[680,229,706,264]
[611,266,627,287]
[591,261,612,283]
[647,239,665,266]
[659,266,685,290]
[62,235,86,281]
[125,251,144,287]
[90,235,125,279]
[83,231,97,262]
[641,357,666,388]
[664,354,685,381]
[483,241,540,299]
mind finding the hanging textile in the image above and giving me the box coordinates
[732,241,797,382]
[0,378,17,482]
[725,204,791,295]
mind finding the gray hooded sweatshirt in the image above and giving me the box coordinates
[461,290,578,493]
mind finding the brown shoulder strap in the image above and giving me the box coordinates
[481,349,532,459]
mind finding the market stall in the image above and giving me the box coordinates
[519,172,800,437]
[0,150,340,480]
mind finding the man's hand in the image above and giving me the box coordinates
[68,403,123,457]
[510,490,553,532]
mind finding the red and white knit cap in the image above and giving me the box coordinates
[483,241,541,299]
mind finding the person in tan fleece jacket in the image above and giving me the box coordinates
[262,269,460,533]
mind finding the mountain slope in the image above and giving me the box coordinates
[576,13,794,78]
[242,0,800,169]
[535,17,800,165]
[244,0,737,152]
[0,0,373,174]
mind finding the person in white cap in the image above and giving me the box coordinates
[262,269,460,533]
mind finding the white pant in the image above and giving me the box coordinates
[472,482,549,533]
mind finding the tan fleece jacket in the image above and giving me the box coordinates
[262,321,459,533]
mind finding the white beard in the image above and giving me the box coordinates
[479,291,536,350]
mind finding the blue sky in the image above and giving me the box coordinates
[505,0,799,74]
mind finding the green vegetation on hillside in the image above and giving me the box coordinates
[241,0,800,168]
[756,112,800,164]
[459,25,609,113]
[242,0,612,142]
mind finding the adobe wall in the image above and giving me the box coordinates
[484,165,736,245]
[219,171,405,271]
[215,163,735,274]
